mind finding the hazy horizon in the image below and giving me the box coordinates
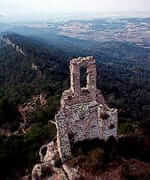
[0,0,150,22]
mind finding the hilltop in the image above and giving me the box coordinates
[0,31,150,179]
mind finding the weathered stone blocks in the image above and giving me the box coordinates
[56,56,118,161]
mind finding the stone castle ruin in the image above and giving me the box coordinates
[55,56,118,161]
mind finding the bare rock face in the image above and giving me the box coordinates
[1,36,26,56]
[56,56,118,162]
[32,140,68,180]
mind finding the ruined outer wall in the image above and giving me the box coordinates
[56,56,118,161]
[55,111,71,162]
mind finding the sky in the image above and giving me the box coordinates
[0,0,150,21]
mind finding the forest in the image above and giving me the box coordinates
[0,32,150,179]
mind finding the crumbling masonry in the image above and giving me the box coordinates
[55,56,118,161]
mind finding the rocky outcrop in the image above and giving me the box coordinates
[0,93,47,136]
[32,137,150,180]
[32,140,69,180]
[18,93,47,134]
[31,56,150,179]
[32,57,119,180]
[0,36,26,56]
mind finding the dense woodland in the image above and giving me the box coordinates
[0,32,150,179]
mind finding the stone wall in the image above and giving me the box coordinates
[56,56,118,161]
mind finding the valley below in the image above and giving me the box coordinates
[0,16,150,179]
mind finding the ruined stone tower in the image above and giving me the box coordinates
[55,56,118,161]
